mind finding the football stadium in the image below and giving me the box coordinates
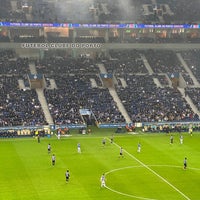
[0,0,200,199]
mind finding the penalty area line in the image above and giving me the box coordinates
[107,138,191,200]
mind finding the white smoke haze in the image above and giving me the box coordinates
[52,0,143,23]
[114,0,142,22]
[55,0,94,23]
[40,0,200,23]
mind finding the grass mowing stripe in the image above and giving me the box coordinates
[106,137,191,200]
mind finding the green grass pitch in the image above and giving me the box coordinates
[0,128,200,200]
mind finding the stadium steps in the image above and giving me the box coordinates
[49,79,57,89]
[28,61,54,124]
[97,63,131,123]
[36,88,54,125]
[109,87,132,123]
[153,77,163,88]
[176,53,200,87]
[178,87,200,117]
[140,55,154,75]
[18,79,26,90]
[164,73,173,87]
[90,78,98,88]
[29,62,37,74]
[119,78,127,88]
[97,63,107,73]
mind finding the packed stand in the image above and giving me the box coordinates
[0,57,31,75]
[0,0,27,22]
[185,88,200,112]
[0,76,47,127]
[116,74,198,123]
[153,74,170,86]
[160,0,200,23]
[104,49,148,75]
[181,49,200,84]
[143,123,200,133]
[0,130,18,138]
[0,50,46,127]
[0,50,30,75]
[35,54,99,75]
[31,0,58,23]
[97,0,142,23]
[181,73,194,86]
[37,53,125,124]
[143,49,194,86]
[102,49,199,123]
[0,35,10,42]
[1,0,200,25]
[144,49,185,74]
[44,74,125,125]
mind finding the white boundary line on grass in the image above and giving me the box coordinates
[105,183,157,200]
[106,138,191,200]
[105,165,200,200]
[105,165,158,200]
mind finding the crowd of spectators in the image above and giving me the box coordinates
[143,49,185,73]
[104,49,200,123]
[35,53,99,75]
[0,35,10,42]
[44,74,125,125]
[0,50,30,75]
[0,0,26,22]
[31,0,58,23]
[0,75,46,127]
[153,74,169,86]
[181,49,200,83]
[181,73,194,86]
[36,53,125,124]
[1,47,200,130]
[105,49,194,87]
[1,0,200,139]
[143,49,194,85]
[0,50,46,127]
[104,49,148,75]
[143,123,200,133]
[0,130,18,138]
[161,0,200,24]
[185,88,200,111]
[0,49,15,61]
[116,74,198,123]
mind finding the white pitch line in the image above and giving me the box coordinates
[105,165,158,200]
[105,165,200,200]
[105,184,158,200]
[107,138,191,200]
